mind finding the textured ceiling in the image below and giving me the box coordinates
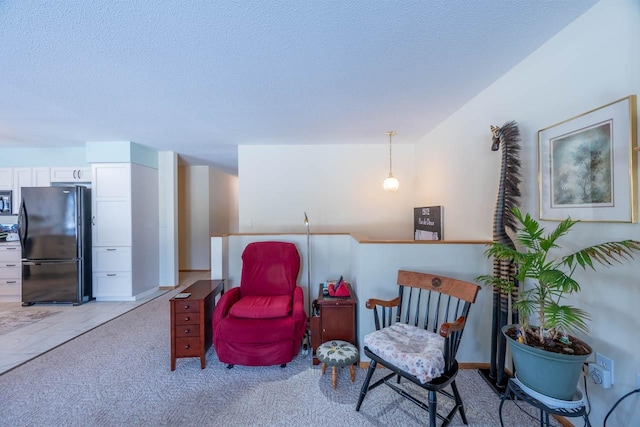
[0,0,598,175]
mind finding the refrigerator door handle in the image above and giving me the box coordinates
[18,199,28,247]
[23,260,78,266]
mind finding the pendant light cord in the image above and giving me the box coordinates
[387,130,395,175]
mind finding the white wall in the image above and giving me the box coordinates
[238,144,417,239]
[158,151,179,287]
[179,165,211,270]
[180,165,239,270]
[416,0,640,424]
[209,167,239,234]
[131,163,159,296]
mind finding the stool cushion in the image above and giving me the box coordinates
[364,322,445,384]
[317,340,359,367]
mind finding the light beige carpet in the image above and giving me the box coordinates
[0,290,559,426]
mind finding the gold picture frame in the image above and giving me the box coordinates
[538,95,637,222]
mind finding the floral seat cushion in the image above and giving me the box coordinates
[364,322,445,384]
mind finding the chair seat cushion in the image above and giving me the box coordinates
[229,295,292,319]
[364,322,445,384]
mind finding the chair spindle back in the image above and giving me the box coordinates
[368,270,480,367]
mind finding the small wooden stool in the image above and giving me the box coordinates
[316,340,359,389]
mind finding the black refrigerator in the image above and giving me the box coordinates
[19,186,92,305]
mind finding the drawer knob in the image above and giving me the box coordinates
[183,304,190,309]
[184,316,190,322]
[184,344,190,349]
[184,329,190,334]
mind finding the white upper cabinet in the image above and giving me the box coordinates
[50,167,91,183]
[0,169,12,190]
[12,168,32,214]
[32,167,51,187]
[10,167,52,213]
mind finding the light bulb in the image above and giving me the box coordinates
[383,174,399,192]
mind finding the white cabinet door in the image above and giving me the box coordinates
[92,163,132,244]
[0,169,12,190]
[32,167,51,187]
[0,245,21,261]
[50,167,92,182]
[0,244,22,299]
[12,168,32,214]
[93,164,130,198]
[93,247,132,272]
[93,272,133,301]
[93,199,132,246]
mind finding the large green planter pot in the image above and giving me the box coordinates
[502,324,592,401]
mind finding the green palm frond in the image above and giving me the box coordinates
[544,303,590,336]
[513,298,537,320]
[564,240,640,270]
[538,269,580,294]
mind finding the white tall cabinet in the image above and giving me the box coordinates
[92,163,158,301]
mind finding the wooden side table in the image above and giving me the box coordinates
[310,282,357,365]
[170,279,224,371]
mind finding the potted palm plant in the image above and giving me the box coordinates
[477,207,640,400]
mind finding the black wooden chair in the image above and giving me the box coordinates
[355,270,480,427]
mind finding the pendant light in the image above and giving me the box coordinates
[383,130,399,192]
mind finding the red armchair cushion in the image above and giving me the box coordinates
[229,295,293,319]
[216,316,295,343]
[240,242,300,296]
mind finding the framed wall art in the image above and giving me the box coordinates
[538,95,637,222]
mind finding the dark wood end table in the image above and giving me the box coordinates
[170,279,224,371]
[310,282,357,365]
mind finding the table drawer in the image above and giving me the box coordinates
[175,324,200,338]
[174,311,200,325]
[175,338,200,357]
[174,300,200,314]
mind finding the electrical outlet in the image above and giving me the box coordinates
[589,363,612,388]
[596,353,615,385]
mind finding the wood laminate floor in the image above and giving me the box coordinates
[0,271,210,375]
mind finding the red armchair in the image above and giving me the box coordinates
[213,241,308,367]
